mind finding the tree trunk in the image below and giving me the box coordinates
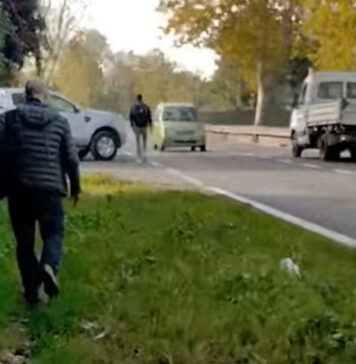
[35,48,43,77]
[234,78,243,109]
[254,63,269,126]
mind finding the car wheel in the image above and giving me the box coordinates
[91,130,118,161]
[191,146,197,152]
[78,147,89,161]
[200,145,206,152]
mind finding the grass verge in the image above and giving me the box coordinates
[1,175,356,363]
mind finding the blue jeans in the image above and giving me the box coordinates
[8,188,64,296]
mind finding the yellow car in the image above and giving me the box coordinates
[152,103,206,151]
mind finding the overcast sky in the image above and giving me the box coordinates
[86,0,218,78]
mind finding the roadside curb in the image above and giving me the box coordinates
[206,125,291,148]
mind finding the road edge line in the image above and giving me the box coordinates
[207,187,356,248]
[148,159,356,248]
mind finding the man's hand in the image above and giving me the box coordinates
[71,194,79,207]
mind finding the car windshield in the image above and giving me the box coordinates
[163,107,197,122]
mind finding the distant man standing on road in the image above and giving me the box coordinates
[130,94,152,162]
[0,80,80,304]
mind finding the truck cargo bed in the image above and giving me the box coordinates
[306,100,356,127]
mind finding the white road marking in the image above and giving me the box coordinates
[277,159,292,164]
[334,169,353,176]
[240,152,255,157]
[150,162,356,248]
[303,163,321,169]
[121,151,134,157]
[150,161,163,168]
[165,168,204,187]
[207,187,356,248]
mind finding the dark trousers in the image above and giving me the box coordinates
[133,126,148,159]
[8,188,64,295]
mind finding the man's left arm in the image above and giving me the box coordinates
[61,117,81,201]
[129,106,135,128]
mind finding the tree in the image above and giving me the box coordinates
[287,57,313,106]
[159,0,304,125]
[302,0,356,70]
[54,30,107,107]
[0,4,9,78]
[97,49,208,114]
[207,58,250,110]
[0,0,46,84]
[41,0,89,83]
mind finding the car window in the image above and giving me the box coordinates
[12,93,26,105]
[163,107,197,122]
[347,83,356,99]
[47,95,76,112]
[318,82,343,99]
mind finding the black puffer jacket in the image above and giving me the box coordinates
[0,99,80,197]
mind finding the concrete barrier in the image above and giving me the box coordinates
[206,125,291,148]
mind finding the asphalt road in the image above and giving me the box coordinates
[82,132,356,243]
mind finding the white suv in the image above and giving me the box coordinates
[0,88,127,161]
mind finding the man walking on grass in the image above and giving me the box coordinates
[130,94,153,163]
[0,80,80,305]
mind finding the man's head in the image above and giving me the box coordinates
[137,94,143,102]
[25,79,48,102]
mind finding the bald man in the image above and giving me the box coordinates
[0,80,80,304]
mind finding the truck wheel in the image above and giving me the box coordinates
[319,134,333,161]
[292,134,303,158]
[91,130,118,161]
[331,149,340,161]
[200,145,207,152]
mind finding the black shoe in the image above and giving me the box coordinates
[24,292,40,306]
[43,265,59,298]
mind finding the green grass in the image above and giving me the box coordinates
[1,175,356,363]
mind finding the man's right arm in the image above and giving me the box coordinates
[61,117,81,199]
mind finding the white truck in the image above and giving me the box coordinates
[0,88,127,161]
[290,70,356,161]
